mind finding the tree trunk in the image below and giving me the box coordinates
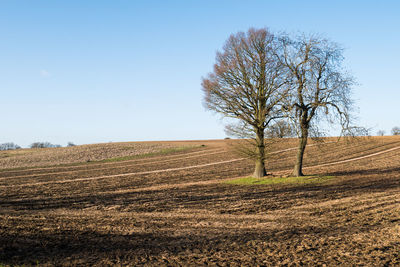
[253,128,267,178]
[293,127,309,177]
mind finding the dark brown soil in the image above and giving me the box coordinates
[1,137,400,266]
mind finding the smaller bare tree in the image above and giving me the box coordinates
[392,127,400,135]
[377,130,385,136]
[278,34,355,176]
[265,120,295,138]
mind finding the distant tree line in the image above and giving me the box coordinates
[0,142,21,151]
[376,127,400,136]
[0,142,77,150]
[29,141,76,148]
[30,142,61,148]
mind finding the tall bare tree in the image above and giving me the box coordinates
[392,127,400,135]
[202,28,288,177]
[278,35,355,176]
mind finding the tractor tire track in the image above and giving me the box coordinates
[0,150,228,181]
[0,148,224,177]
[3,144,399,189]
[96,145,400,194]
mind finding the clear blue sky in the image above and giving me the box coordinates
[1,0,399,147]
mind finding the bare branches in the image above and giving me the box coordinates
[202,28,289,177]
[276,34,355,176]
[202,28,356,178]
[392,127,400,135]
[278,34,355,136]
[202,28,288,129]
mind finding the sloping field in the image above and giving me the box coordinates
[0,141,196,169]
[1,137,400,266]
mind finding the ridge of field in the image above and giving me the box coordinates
[0,147,225,179]
[0,141,203,170]
[1,136,400,266]
[2,140,399,190]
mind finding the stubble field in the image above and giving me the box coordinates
[1,137,400,266]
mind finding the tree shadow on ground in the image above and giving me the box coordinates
[1,215,396,266]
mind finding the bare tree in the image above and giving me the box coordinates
[343,126,371,137]
[266,120,295,138]
[377,130,385,136]
[202,28,288,177]
[278,34,355,176]
[392,127,400,135]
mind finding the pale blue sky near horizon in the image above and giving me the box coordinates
[1,0,399,147]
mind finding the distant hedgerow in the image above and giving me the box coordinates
[0,142,21,151]
[30,142,61,149]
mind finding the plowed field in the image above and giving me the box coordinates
[1,137,400,266]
